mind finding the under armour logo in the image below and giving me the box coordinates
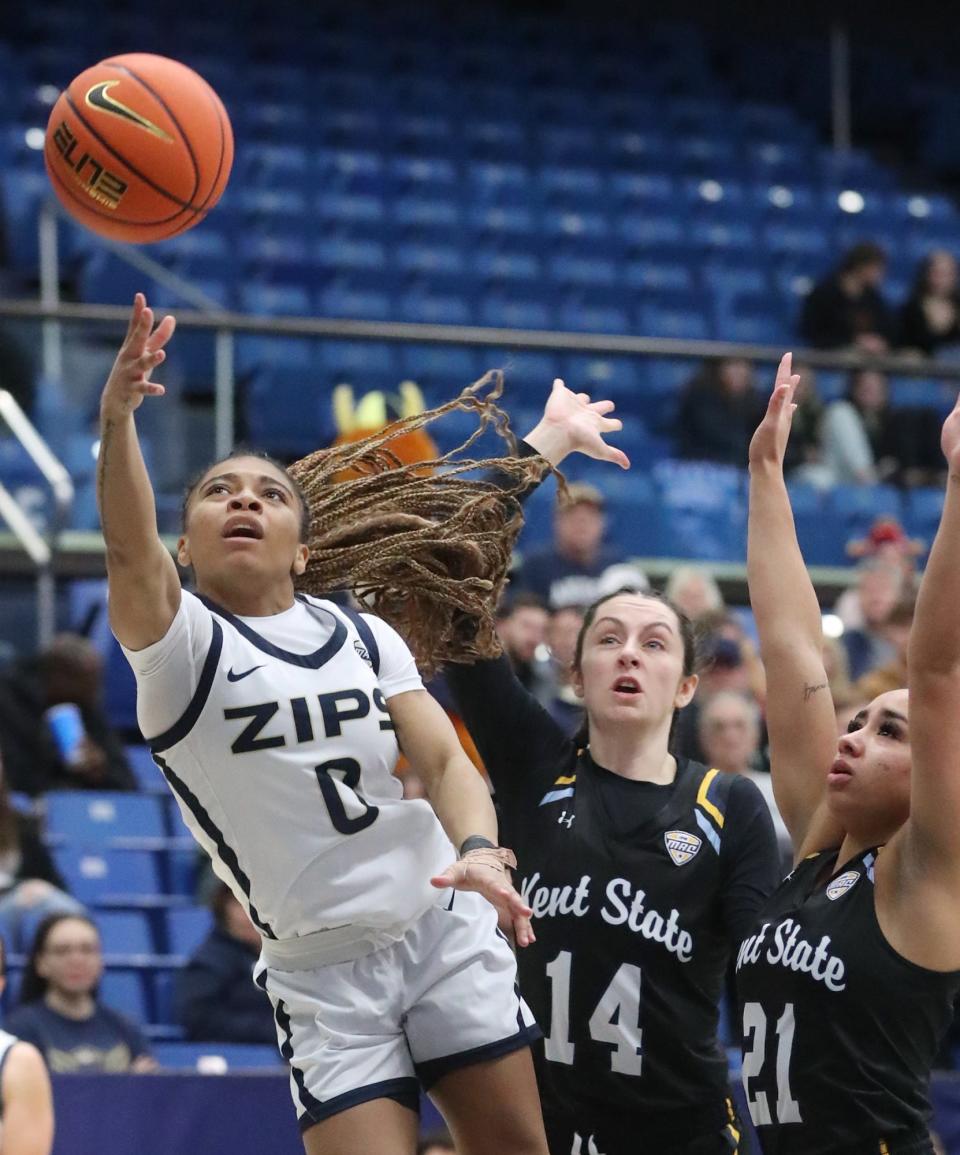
[572,1134,606,1155]
[558,810,575,828]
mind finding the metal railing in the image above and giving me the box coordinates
[0,389,74,647]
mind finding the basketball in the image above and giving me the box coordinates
[44,53,233,244]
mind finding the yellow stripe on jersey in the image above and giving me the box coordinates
[878,1142,889,1155]
[696,768,726,829]
[554,774,576,786]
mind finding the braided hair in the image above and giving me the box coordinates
[289,371,555,675]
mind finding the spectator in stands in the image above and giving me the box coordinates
[539,604,586,736]
[6,914,156,1074]
[494,593,550,693]
[800,242,895,351]
[782,361,825,475]
[899,250,960,356]
[512,482,625,609]
[0,635,134,798]
[173,883,276,1045]
[662,565,725,624]
[0,934,54,1155]
[851,598,914,702]
[675,357,766,464]
[837,517,923,626]
[839,559,904,680]
[697,691,791,867]
[817,368,899,486]
[0,753,85,952]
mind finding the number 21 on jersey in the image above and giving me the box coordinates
[544,950,644,1075]
[742,1002,803,1126]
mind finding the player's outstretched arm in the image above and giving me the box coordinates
[748,355,841,859]
[387,689,535,947]
[904,393,960,871]
[522,378,630,469]
[98,292,181,650]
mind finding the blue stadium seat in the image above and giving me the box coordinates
[563,356,642,398]
[618,213,687,251]
[245,370,332,457]
[638,299,711,342]
[391,155,458,190]
[488,349,559,393]
[239,282,312,316]
[539,165,605,201]
[764,222,832,258]
[124,746,167,794]
[827,485,903,536]
[316,192,387,227]
[394,242,464,277]
[165,907,214,958]
[45,793,168,848]
[480,294,554,330]
[475,249,541,286]
[152,1042,282,1071]
[399,292,472,325]
[393,197,463,233]
[559,296,631,335]
[467,162,533,204]
[903,487,945,539]
[549,255,617,289]
[400,345,481,387]
[99,969,152,1026]
[468,205,536,238]
[97,911,156,958]
[542,210,610,242]
[316,282,394,321]
[689,219,757,252]
[609,172,676,208]
[623,260,695,292]
[52,847,166,906]
[319,340,399,384]
[315,236,387,274]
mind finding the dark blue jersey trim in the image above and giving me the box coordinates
[255,973,419,1130]
[335,604,381,676]
[196,593,347,669]
[0,1039,17,1118]
[297,1079,420,1133]
[148,619,224,752]
[415,1021,542,1091]
[154,751,276,939]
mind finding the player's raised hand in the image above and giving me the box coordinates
[524,378,630,469]
[748,353,800,472]
[100,293,176,419]
[431,845,536,947]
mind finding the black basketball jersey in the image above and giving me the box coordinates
[445,655,781,1149]
[735,846,960,1155]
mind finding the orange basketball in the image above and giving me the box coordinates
[44,53,233,244]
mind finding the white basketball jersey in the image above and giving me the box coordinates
[148,593,454,951]
[0,1027,17,1116]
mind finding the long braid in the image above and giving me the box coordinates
[289,372,557,675]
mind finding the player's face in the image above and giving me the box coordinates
[178,456,308,589]
[573,595,697,734]
[37,918,103,996]
[826,689,912,838]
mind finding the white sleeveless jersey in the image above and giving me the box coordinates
[145,593,454,949]
[0,1027,17,1116]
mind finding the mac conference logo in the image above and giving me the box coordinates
[826,871,861,901]
[664,830,702,866]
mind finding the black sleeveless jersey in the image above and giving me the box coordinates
[735,846,960,1155]
[446,655,781,1148]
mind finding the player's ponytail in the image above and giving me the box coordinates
[289,372,553,676]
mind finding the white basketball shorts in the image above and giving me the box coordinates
[253,889,541,1134]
